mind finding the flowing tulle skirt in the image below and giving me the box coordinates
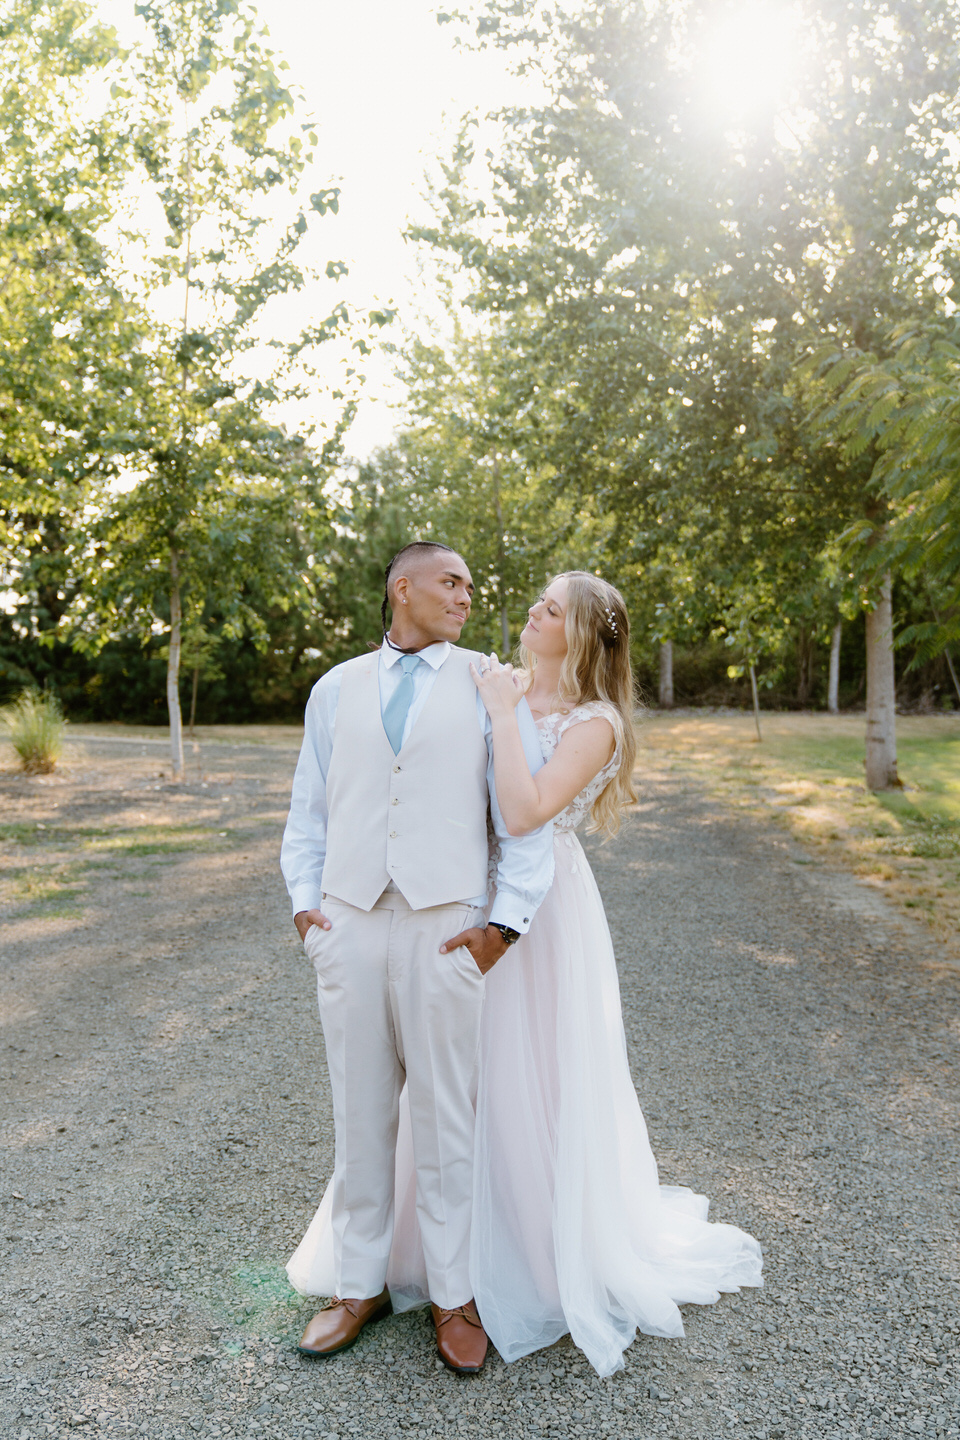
[287,831,763,1375]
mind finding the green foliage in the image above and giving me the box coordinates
[374,316,614,652]
[407,0,960,699]
[1,687,65,773]
[0,0,396,763]
[0,0,140,644]
[177,625,224,684]
[5,0,960,721]
[58,0,351,665]
[807,321,960,663]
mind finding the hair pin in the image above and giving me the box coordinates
[603,605,618,637]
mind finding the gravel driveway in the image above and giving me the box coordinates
[2,729,959,1440]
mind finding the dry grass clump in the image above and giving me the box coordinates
[1,688,66,774]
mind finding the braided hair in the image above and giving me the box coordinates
[380,541,457,639]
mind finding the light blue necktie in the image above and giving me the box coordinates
[382,654,423,754]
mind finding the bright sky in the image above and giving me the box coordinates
[263,0,802,459]
[92,0,528,460]
[254,0,527,459]
[93,1,800,462]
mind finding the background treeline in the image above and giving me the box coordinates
[0,0,388,772]
[3,0,960,759]
[4,472,954,725]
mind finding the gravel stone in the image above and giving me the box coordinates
[1,732,959,1439]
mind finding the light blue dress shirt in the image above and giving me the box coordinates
[280,640,554,933]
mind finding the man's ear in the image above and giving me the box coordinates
[393,574,409,606]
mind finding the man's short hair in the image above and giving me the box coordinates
[380,541,459,632]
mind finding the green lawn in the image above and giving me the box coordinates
[641,712,960,944]
[726,715,960,821]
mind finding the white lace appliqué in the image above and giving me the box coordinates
[536,701,621,834]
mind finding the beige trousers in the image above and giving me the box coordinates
[303,888,486,1308]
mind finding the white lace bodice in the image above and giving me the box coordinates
[536,701,621,833]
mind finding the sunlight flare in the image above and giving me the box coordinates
[696,1,800,121]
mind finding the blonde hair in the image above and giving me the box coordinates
[518,571,638,837]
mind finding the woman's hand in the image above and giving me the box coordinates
[469,653,526,717]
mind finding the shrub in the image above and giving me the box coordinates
[1,688,66,774]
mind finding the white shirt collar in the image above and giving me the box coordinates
[380,638,450,671]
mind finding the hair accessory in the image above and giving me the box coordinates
[603,605,618,637]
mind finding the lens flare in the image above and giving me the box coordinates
[697,1,799,121]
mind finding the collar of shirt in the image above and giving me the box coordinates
[379,639,450,671]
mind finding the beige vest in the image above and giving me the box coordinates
[322,647,490,912]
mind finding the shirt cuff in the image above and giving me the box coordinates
[289,883,326,918]
[488,890,535,934]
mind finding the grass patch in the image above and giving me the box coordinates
[87,828,225,856]
[3,861,89,920]
[0,822,234,853]
[0,826,238,923]
[31,903,85,919]
[641,712,960,947]
[0,822,61,846]
[12,870,83,903]
[1,688,65,773]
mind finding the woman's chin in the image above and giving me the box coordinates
[520,626,539,652]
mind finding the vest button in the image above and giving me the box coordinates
[391,797,399,805]
[393,764,401,773]
[389,831,397,839]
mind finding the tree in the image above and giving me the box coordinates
[811,319,960,665]
[806,316,960,770]
[56,0,388,778]
[0,0,137,663]
[365,312,614,653]
[418,0,960,779]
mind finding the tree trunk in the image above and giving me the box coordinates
[796,626,815,706]
[828,620,842,714]
[923,587,960,706]
[749,662,762,742]
[491,452,511,658]
[167,550,185,781]
[864,573,899,791]
[188,665,200,738]
[945,649,960,707]
[659,640,674,708]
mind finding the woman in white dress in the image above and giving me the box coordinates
[466,571,763,1376]
[287,570,763,1376]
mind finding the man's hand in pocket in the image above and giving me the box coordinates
[295,909,332,942]
[439,924,507,975]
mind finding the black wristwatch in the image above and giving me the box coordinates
[490,922,521,946]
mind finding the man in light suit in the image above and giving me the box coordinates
[281,541,553,1372]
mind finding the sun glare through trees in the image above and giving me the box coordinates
[1,0,958,799]
[694,1,800,123]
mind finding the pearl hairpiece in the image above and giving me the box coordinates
[603,605,618,637]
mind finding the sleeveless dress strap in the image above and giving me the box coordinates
[556,701,623,748]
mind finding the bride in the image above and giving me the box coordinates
[288,570,762,1376]
[465,570,762,1375]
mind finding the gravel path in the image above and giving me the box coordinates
[2,731,959,1440]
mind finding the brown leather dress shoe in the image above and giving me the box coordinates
[431,1299,488,1374]
[297,1288,392,1357]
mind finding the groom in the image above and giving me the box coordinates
[280,541,553,1372]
